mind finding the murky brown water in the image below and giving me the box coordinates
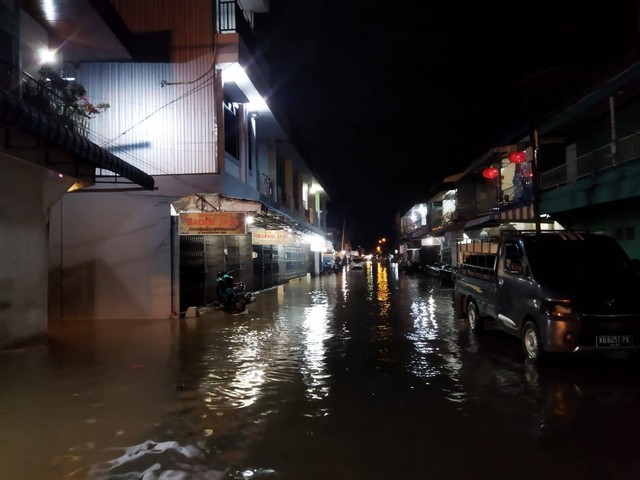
[2,261,640,479]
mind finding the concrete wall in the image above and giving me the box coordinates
[48,188,177,320]
[0,159,71,348]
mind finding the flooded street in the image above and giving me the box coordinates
[2,261,640,480]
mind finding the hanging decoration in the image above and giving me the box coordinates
[508,151,527,164]
[482,166,499,179]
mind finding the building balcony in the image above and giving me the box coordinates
[216,0,270,91]
[0,61,153,190]
[1,63,92,137]
[539,130,640,215]
[541,131,640,191]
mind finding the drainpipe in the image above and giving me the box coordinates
[531,129,541,234]
[14,0,21,95]
[170,215,176,316]
[215,68,225,173]
[609,95,617,167]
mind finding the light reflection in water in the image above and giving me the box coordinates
[407,289,464,403]
[225,329,268,409]
[366,260,374,301]
[388,261,399,280]
[341,268,349,301]
[371,264,392,362]
[375,263,390,318]
[409,296,439,382]
[208,278,326,411]
[199,287,334,413]
[301,291,331,401]
[7,266,639,480]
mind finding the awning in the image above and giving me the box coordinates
[0,90,154,190]
[465,205,550,230]
[463,214,500,230]
[172,192,327,238]
[172,193,262,214]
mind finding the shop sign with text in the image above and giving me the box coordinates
[179,212,246,235]
[252,228,296,246]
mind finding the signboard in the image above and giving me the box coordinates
[179,212,246,235]
[251,228,295,246]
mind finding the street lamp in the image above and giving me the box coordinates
[377,238,387,258]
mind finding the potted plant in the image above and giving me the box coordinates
[28,66,109,132]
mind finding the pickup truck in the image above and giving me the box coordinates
[454,231,640,362]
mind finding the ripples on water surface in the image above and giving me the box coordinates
[2,262,640,479]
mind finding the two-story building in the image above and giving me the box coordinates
[399,47,640,267]
[1,0,331,348]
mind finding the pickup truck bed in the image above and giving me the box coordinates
[454,250,498,320]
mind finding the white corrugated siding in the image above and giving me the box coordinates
[74,0,219,177]
[78,59,218,176]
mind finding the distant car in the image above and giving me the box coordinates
[322,256,342,274]
[350,256,365,269]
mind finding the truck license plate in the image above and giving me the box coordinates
[596,335,634,347]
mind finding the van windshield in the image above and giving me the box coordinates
[523,235,632,286]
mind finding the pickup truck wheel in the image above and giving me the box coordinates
[522,321,543,361]
[467,301,484,332]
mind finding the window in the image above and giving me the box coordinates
[248,115,256,171]
[223,99,239,159]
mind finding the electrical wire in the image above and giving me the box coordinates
[99,75,216,149]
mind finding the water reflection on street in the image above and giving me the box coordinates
[2,261,640,479]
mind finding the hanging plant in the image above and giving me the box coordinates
[37,65,110,118]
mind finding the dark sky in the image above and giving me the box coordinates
[257,1,638,249]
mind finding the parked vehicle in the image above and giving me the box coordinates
[350,256,365,270]
[322,254,342,274]
[401,260,426,274]
[426,262,455,285]
[454,231,640,362]
[215,271,256,314]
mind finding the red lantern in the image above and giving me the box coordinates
[508,151,527,164]
[482,166,499,179]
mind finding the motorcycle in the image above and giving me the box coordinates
[214,271,256,314]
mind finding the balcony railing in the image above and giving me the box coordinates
[217,1,255,47]
[218,1,237,33]
[1,62,89,136]
[540,131,640,190]
[216,1,269,86]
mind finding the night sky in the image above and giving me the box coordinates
[257,1,638,249]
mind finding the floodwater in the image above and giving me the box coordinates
[2,261,640,480]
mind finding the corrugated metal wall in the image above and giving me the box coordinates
[79,61,217,175]
[77,0,219,176]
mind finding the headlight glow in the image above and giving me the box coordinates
[541,300,574,318]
